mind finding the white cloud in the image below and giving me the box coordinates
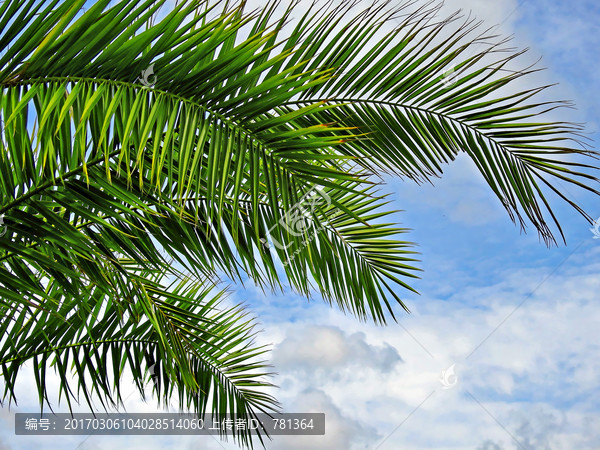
[392,153,507,227]
[440,0,519,29]
[250,245,600,449]
[272,325,402,374]
[269,389,380,450]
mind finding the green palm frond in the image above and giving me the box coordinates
[272,0,599,244]
[0,0,597,447]
[0,265,276,447]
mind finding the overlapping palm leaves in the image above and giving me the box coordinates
[0,0,598,446]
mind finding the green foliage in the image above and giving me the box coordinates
[0,0,597,446]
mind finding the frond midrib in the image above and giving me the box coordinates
[284,98,582,161]
[0,75,322,158]
[0,75,339,218]
[0,336,153,365]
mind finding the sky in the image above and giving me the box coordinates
[2,0,600,449]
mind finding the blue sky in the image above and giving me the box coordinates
[2,1,600,449]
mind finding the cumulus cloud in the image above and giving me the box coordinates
[268,389,380,450]
[392,153,507,227]
[513,0,600,132]
[477,440,503,450]
[474,403,600,450]
[271,325,403,375]
[252,245,600,449]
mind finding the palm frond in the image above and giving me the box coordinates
[0,1,598,446]
[271,0,599,244]
[0,263,276,447]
